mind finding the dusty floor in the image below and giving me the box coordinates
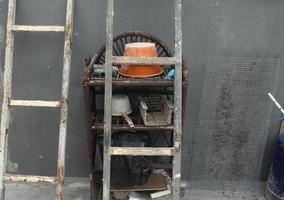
[4,178,267,200]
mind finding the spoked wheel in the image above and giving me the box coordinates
[85,31,188,80]
[93,31,173,65]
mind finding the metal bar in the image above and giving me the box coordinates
[85,79,175,87]
[55,0,74,199]
[4,174,57,184]
[268,93,284,115]
[103,0,114,199]
[83,87,95,166]
[11,25,65,32]
[110,147,175,156]
[150,163,172,169]
[172,0,183,199]
[92,124,174,131]
[112,56,178,65]
[89,88,177,95]
[9,100,61,107]
[0,0,16,198]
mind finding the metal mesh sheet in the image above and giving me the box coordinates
[182,56,280,194]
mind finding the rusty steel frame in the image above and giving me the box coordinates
[172,0,183,199]
[103,0,114,199]
[85,78,175,87]
[102,0,183,199]
[0,0,74,199]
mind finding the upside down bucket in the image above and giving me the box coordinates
[119,42,163,78]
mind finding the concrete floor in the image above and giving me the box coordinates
[4,178,268,200]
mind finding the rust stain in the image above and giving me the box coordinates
[64,22,71,39]
[60,97,69,105]
[57,165,64,184]
[55,189,63,200]
[7,98,10,107]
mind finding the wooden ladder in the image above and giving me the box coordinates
[0,0,74,199]
[103,0,183,199]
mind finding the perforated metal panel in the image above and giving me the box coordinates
[182,56,280,196]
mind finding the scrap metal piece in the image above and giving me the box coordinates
[139,95,173,126]
[268,93,284,115]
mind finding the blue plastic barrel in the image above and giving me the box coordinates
[266,119,284,200]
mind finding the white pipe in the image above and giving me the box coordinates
[268,93,284,115]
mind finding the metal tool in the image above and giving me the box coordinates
[268,93,284,115]
[0,0,74,199]
[112,95,134,128]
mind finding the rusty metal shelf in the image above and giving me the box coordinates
[84,78,176,87]
[92,124,174,131]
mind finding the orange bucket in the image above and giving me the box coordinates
[119,42,163,78]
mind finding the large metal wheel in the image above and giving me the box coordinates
[85,31,188,80]
[93,31,173,65]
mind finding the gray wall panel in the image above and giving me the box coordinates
[0,0,283,181]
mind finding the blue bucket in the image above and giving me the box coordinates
[266,120,284,200]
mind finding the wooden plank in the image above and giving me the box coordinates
[4,174,57,184]
[110,174,167,192]
[103,0,114,199]
[9,100,61,107]
[110,147,175,156]
[112,56,178,65]
[11,25,65,32]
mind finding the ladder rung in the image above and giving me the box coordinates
[9,100,61,107]
[4,174,57,184]
[11,25,65,32]
[110,147,175,156]
[112,56,178,65]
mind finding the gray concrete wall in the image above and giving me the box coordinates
[0,0,283,181]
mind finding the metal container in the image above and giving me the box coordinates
[112,95,134,127]
[112,95,132,116]
[139,95,173,126]
[266,119,284,200]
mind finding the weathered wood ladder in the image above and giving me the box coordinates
[103,0,183,199]
[0,0,74,199]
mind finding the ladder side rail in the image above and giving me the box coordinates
[55,0,74,199]
[103,0,114,199]
[0,0,16,198]
[172,0,183,199]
